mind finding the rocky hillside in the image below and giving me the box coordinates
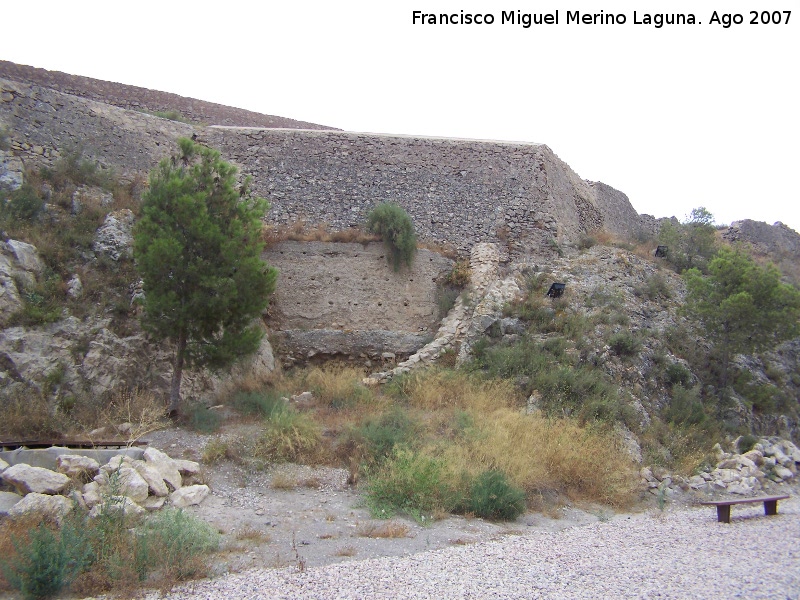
[0,60,336,131]
[1,62,799,456]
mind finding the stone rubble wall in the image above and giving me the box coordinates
[0,60,334,130]
[202,127,612,255]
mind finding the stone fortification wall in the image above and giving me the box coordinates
[263,241,452,332]
[2,76,645,255]
[0,60,333,130]
[589,181,648,240]
[202,127,608,254]
[263,241,453,364]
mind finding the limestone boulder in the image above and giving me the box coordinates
[88,496,145,521]
[141,496,167,511]
[143,447,182,491]
[773,465,794,481]
[0,457,9,473]
[0,490,22,516]
[133,461,169,497]
[2,463,71,495]
[57,455,100,481]
[7,492,73,524]
[97,466,149,503]
[170,484,210,508]
[4,239,44,276]
[173,459,201,478]
[82,481,102,508]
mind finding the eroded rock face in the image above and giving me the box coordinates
[0,239,45,325]
[92,209,134,261]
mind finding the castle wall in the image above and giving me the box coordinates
[203,127,604,254]
[2,75,644,257]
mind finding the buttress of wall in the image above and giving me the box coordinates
[202,128,604,254]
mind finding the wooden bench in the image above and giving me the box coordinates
[700,495,790,523]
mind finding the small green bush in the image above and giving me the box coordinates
[1,519,90,600]
[185,405,221,434]
[365,448,456,521]
[436,284,460,319]
[358,407,419,463]
[634,273,672,300]
[461,470,526,521]
[257,406,321,462]
[41,148,115,192]
[665,363,693,388]
[139,509,220,580]
[664,385,706,427]
[608,332,641,357]
[577,235,597,250]
[0,183,45,222]
[737,434,759,454]
[232,390,285,417]
[366,203,416,271]
[152,110,190,123]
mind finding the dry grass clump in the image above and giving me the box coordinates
[304,366,373,409]
[262,221,379,247]
[356,521,411,539]
[234,526,271,544]
[271,473,298,490]
[442,409,637,508]
[392,369,518,412]
[333,545,357,557]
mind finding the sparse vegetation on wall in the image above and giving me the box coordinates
[366,202,417,271]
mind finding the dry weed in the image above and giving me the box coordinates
[263,221,378,247]
[235,526,271,544]
[356,521,411,539]
[98,388,168,443]
[333,545,358,557]
[271,473,298,490]
[403,369,518,412]
[305,365,372,408]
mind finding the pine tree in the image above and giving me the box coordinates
[683,247,800,386]
[133,139,277,414]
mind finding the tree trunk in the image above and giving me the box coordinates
[169,330,187,417]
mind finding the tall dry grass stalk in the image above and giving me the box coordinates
[98,388,168,443]
[401,369,519,412]
[304,366,372,408]
[441,409,637,508]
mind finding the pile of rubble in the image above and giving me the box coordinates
[641,437,800,499]
[0,446,209,523]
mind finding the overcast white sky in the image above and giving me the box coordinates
[4,1,799,231]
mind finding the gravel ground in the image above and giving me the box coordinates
[150,497,800,599]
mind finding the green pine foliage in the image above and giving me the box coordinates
[366,203,416,271]
[133,138,277,414]
[657,207,718,273]
[683,247,800,386]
